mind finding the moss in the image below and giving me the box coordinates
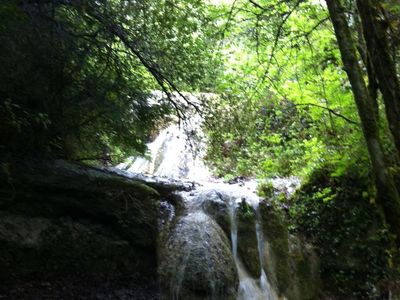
[257,181,274,198]
[236,202,260,277]
[237,200,254,221]
[289,163,397,298]
[259,200,321,300]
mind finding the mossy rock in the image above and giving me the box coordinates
[201,189,231,238]
[259,200,290,293]
[260,200,321,300]
[0,214,152,279]
[158,212,238,300]
[0,159,161,281]
[236,201,261,278]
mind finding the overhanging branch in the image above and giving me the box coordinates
[295,103,359,125]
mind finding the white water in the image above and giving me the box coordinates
[117,92,212,182]
[116,99,299,299]
[117,124,212,181]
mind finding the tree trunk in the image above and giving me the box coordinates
[354,6,379,121]
[325,0,400,244]
[357,0,400,157]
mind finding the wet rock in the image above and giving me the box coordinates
[236,201,261,278]
[287,235,320,300]
[157,197,181,253]
[202,191,261,278]
[227,176,246,185]
[260,200,321,300]
[0,159,160,282]
[260,200,290,293]
[201,190,231,236]
[159,212,238,300]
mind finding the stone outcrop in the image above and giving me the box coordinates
[0,159,164,296]
[260,201,321,300]
[158,211,238,300]
[0,158,322,300]
[199,186,321,300]
[201,190,231,236]
[236,201,261,278]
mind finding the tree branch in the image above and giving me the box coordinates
[294,103,359,125]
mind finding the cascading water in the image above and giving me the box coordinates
[117,95,212,182]
[115,95,299,299]
[227,190,278,300]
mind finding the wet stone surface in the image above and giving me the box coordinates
[158,211,238,300]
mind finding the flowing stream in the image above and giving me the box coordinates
[116,111,299,299]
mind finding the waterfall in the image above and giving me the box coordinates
[117,107,211,182]
[115,97,299,299]
[229,198,278,300]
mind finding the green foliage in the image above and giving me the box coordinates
[0,0,221,162]
[204,0,364,179]
[257,181,274,198]
[202,1,400,297]
[237,200,254,221]
[288,163,397,298]
[1,0,400,297]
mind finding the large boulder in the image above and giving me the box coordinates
[260,201,321,300]
[201,190,231,237]
[158,211,238,299]
[0,159,163,296]
[0,213,145,276]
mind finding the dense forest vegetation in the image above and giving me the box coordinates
[1,0,400,298]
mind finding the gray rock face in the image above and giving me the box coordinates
[0,214,51,246]
[201,190,231,236]
[260,201,321,300]
[0,158,321,300]
[0,159,161,280]
[236,203,261,278]
[158,211,238,300]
